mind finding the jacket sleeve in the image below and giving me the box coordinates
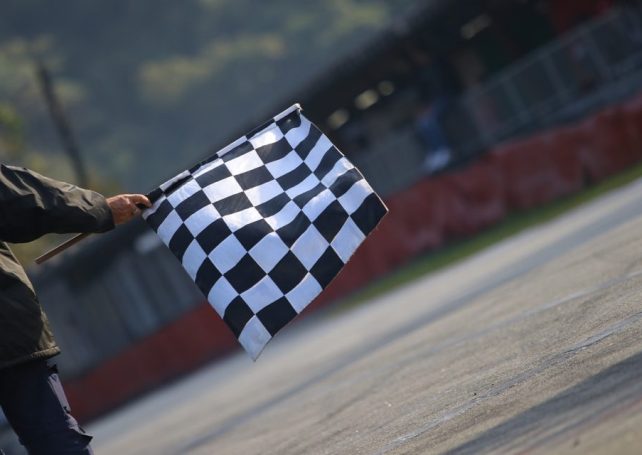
[0,164,115,243]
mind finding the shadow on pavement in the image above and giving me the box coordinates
[446,350,642,454]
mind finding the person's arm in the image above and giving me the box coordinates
[0,164,149,243]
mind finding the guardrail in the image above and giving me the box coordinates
[356,5,642,197]
[445,5,642,157]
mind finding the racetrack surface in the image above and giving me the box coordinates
[90,178,642,455]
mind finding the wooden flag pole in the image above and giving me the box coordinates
[34,233,91,265]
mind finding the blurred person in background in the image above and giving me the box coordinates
[0,164,150,455]
[406,44,458,174]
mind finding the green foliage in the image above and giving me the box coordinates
[0,35,88,176]
[139,33,287,106]
[0,0,418,191]
[0,103,24,158]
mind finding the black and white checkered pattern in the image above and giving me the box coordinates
[143,104,387,359]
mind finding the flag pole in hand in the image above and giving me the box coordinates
[35,196,152,264]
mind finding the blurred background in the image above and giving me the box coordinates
[1,0,642,440]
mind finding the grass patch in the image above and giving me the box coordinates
[337,161,642,309]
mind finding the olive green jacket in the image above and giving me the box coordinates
[0,164,114,369]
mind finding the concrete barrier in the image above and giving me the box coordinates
[577,107,640,182]
[490,131,585,210]
[65,303,236,421]
[622,92,642,155]
[442,159,507,236]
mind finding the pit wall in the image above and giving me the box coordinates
[65,92,642,422]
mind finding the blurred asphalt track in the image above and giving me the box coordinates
[89,178,642,455]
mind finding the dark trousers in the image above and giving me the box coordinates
[0,359,93,454]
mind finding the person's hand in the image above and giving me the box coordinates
[106,194,152,225]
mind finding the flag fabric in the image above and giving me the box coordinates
[143,104,387,359]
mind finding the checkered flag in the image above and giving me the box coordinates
[143,104,387,359]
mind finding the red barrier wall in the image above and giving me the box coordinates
[623,95,642,158]
[383,179,449,256]
[441,159,507,236]
[489,131,584,210]
[577,107,641,182]
[65,303,236,421]
[64,91,642,423]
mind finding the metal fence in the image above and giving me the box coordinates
[358,5,642,197]
[445,5,642,157]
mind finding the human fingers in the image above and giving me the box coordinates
[107,195,143,224]
[126,194,152,209]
